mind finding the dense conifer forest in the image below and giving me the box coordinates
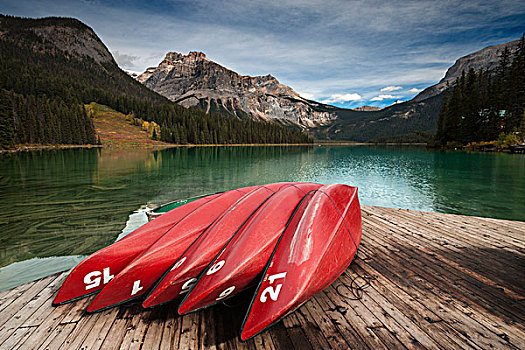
[434,34,525,147]
[0,15,311,149]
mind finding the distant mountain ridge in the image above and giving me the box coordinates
[352,105,382,112]
[310,38,521,142]
[413,40,520,102]
[136,38,520,142]
[3,14,519,144]
[137,51,336,127]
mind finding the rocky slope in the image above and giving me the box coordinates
[413,40,520,102]
[137,52,336,127]
[0,16,114,64]
[352,105,382,112]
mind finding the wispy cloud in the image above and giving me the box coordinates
[297,91,316,100]
[112,51,139,69]
[321,93,362,104]
[380,86,403,92]
[408,88,421,93]
[370,94,401,101]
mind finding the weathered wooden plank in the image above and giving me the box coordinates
[0,274,58,328]
[370,206,524,259]
[292,305,333,349]
[252,330,277,350]
[99,308,135,350]
[334,268,436,350]
[0,326,37,350]
[0,273,66,345]
[141,307,168,349]
[198,307,217,350]
[0,206,522,350]
[362,218,525,331]
[364,212,525,306]
[179,310,200,349]
[119,307,153,350]
[60,313,103,349]
[351,261,482,350]
[358,232,523,349]
[309,290,372,349]
[38,323,76,350]
[0,280,37,313]
[159,306,183,350]
[16,301,77,349]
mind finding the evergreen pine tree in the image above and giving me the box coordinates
[0,89,15,149]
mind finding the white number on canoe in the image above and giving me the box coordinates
[260,272,287,303]
[171,257,187,271]
[216,286,235,301]
[131,280,143,296]
[180,278,197,294]
[84,267,114,290]
[206,260,225,275]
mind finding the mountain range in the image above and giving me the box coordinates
[0,15,310,148]
[136,39,519,142]
[1,14,520,145]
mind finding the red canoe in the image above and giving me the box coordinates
[52,189,232,305]
[239,183,361,341]
[144,182,320,309]
[176,183,322,314]
[86,183,290,312]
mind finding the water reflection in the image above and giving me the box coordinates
[0,146,523,289]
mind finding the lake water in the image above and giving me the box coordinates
[0,145,524,290]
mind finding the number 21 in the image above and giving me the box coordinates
[260,272,286,303]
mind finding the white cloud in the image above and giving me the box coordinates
[321,93,362,104]
[298,91,315,100]
[380,86,403,92]
[112,51,139,68]
[370,94,401,101]
[408,88,421,93]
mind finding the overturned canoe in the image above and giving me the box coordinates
[52,189,229,305]
[145,182,320,309]
[240,183,361,341]
[86,183,291,312]
[177,183,322,314]
[142,183,304,308]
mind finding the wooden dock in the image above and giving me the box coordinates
[0,206,523,349]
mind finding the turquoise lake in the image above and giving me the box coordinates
[0,145,524,290]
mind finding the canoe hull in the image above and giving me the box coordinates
[177,183,322,314]
[84,186,259,312]
[141,184,284,308]
[240,184,361,341]
[52,191,224,305]
[86,183,298,312]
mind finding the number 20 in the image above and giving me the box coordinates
[260,272,287,303]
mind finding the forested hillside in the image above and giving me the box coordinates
[434,34,525,147]
[0,15,310,149]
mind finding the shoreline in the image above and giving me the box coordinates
[0,141,430,154]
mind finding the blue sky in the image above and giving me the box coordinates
[2,0,524,108]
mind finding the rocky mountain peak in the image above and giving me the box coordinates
[162,51,207,64]
[136,52,335,126]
